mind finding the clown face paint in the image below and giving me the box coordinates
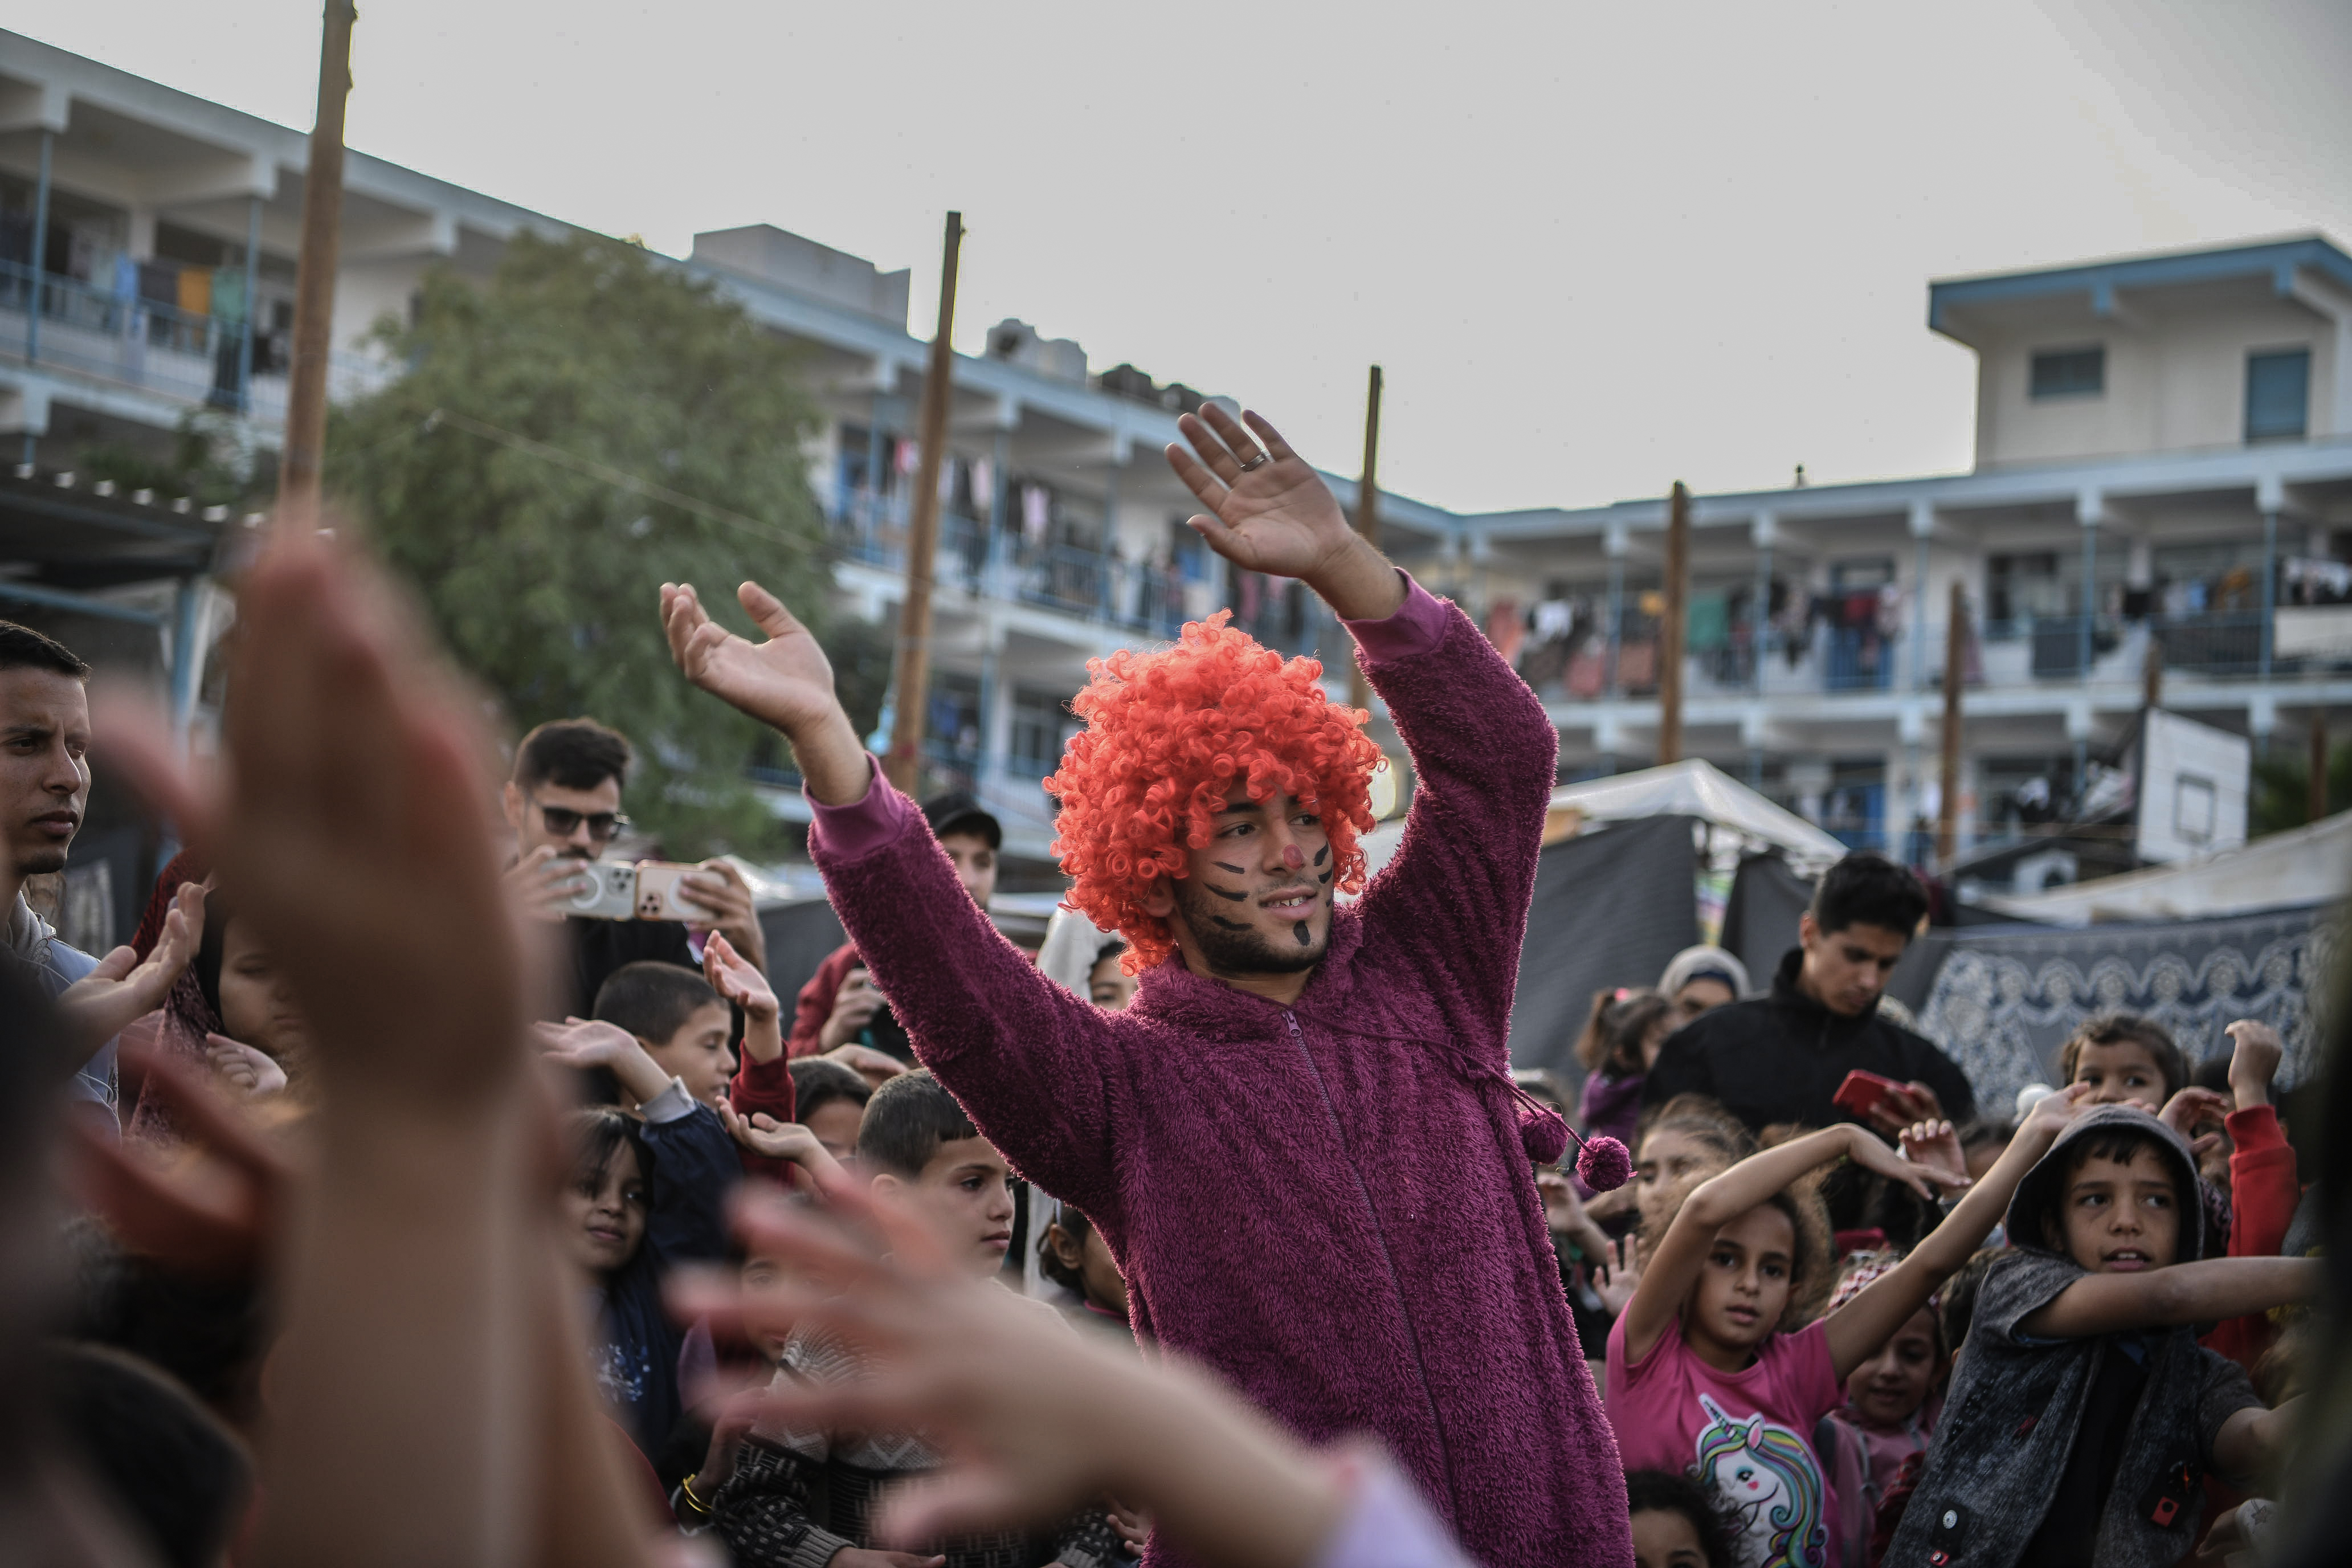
[1167,786,1333,977]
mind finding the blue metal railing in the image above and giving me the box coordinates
[0,259,391,419]
[828,492,1199,641]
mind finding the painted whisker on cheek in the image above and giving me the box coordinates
[1294,922,1310,946]
[1210,916,1251,932]
[1212,861,1246,875]
[1313,844,1329,867]
[1204,883,1248,903]
[1317,869,1332,884]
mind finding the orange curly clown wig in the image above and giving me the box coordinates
[1044,610,1384,975]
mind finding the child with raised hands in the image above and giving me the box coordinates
[703,929,807,1181]
[708,1070,1123,1568]
[1607,1086,2090,1568]
[540,1010,741,1463]
[1885,1099,2318,1568]
[677,1164,1481,1568]
[1814,1252,1948,1566]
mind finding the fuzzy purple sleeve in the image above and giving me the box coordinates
[807,760,1129,1221]
[1346,575,1557,1057]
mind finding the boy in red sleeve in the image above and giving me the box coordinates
[2201,1019,2301,1372]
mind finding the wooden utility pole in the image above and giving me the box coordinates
[2142,631,2164,713]
[883,211,964,795]
[275,0,357,521]
[1346,365,1383,712]
[1656,481,1690,765]
[2311,708,2330,824]
[1936,579,1967,865]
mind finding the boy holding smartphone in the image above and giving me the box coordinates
[1643,852,1975,1225]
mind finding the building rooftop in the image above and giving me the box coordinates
[1929,232,2352,344]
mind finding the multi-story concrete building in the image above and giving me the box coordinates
[7,28,2350,889]
[0,30,1455,876]
[1475,235,2352,867]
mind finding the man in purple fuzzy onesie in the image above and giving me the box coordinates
[660,403,1632,1568]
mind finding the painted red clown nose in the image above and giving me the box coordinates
[1283,845,1305,870]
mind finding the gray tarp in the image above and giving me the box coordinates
[1506,813,1703,1082]
[1917,903,2338,1112]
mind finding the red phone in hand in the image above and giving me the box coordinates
[1832,1069,1906,1120]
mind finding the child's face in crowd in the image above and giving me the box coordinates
[2056,1145,2180,1272]
[1638,1017,1673,1073]
[560,1144,647,1275]
[1669,977,1736,1031]
[740,1253,795,1362]
[801,1097,865,1161]
[2069,1041,2169,1113]
[1636,1128,1729,1242]
[1688,1204,1796,1363]
[1088,952,1137,1011]
[884,1135,1015,1276]
[646,999,736,1111]
[938,830,998,908]
[1962,1135,2006,1183]
[217,916,313,1065]
[1844,1304,1942,1427]
[1630,1506,1709,1568]
[1050,1221,1129,1317]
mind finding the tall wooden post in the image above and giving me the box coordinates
[275,0,357,522]
[883,212,964,795]
[1656,481,1689,765]
[1346,365,1383,712]
[2311,709,2330,824]
[1937,579,1967,865]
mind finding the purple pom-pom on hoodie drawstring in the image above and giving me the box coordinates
[1572,1131,1632,1193]
[1520,1104,1569,1167]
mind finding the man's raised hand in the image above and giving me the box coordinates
[662,580,868,803]
[1164,405,1402,621]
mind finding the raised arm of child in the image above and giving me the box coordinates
[1619,1123,1945,1365]
[708,932,783,1067]
[720,1104,848,1193]
[709,932,805,1185]
[1824,1084,2089,1380]
[2220,1020,2297,1262]
[2211,1393,2305,1483]
[535,1018,675,1106]
[2018,1254,2322,1339]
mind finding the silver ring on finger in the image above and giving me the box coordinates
[1238,451,1271,472]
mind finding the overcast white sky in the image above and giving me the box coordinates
[17,1,2352,514]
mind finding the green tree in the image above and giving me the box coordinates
[2252,739,2352,836]
[328,231,834,856]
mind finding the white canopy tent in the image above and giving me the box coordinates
[1971,808,2352,926]
[1353,757,1848,885]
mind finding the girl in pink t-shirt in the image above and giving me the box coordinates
[1604,1104,2073,1568]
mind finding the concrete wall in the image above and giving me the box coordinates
[1975,295,2338,469]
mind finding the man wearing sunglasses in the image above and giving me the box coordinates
[501,717,768,1015]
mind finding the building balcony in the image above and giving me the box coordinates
[0,261,394,427]
[826,489,1326,659]
[1529,606,2349,715]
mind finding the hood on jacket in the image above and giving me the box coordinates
[2005,1101,2204,1263]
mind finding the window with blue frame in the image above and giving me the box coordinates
[2030,345,2105,399]
[2245,348,2311,442]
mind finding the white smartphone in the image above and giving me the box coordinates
[634,861,713,923]
[562,860,640,921]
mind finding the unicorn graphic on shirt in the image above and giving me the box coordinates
[1689,1393,1827,1568]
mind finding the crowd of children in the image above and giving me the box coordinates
[5,418,2337,1568]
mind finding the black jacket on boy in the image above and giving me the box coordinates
[1642,946,1976,1135]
